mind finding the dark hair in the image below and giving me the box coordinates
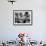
[15,12,18,17]
[25,12,28,15]
[24,12,29,17]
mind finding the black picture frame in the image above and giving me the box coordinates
[13,10,33,26]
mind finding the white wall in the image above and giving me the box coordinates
[0,0,46,42]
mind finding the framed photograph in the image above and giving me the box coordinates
[13,10,33,25]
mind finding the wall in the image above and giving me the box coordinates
[0,0,46,42]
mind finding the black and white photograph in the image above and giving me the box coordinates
[13,10,32,25]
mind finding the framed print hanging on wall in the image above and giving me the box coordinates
[13,10,33,26]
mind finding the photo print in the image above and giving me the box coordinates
[13,10,32,25]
